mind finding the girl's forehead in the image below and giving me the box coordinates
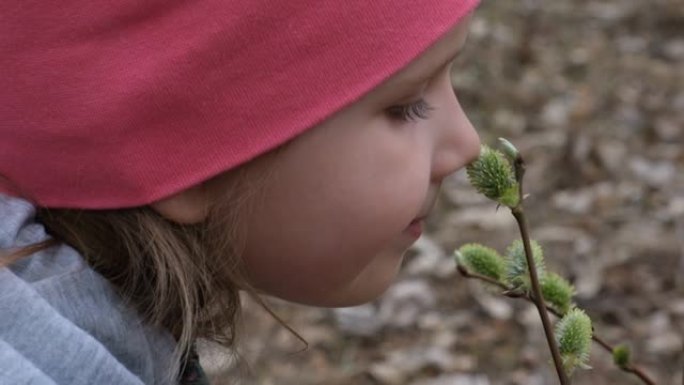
[380,17,472,95]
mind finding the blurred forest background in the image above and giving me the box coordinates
[204,0,684,383]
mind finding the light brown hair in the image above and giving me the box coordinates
[1,164,266,379]
[0,146,308,383]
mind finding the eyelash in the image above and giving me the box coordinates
[386,98,433,122]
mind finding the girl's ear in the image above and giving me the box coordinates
[150,184,210,224]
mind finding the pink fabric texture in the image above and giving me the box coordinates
[1,0,479,209]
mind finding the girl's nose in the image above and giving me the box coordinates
[430,91,481,183]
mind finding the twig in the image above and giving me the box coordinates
[457,267,658,385]
[591,335,656,385]
[511,154,569,385]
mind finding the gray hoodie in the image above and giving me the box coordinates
[0,194,177,384]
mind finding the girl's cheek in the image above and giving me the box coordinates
[237,112,434,300]
[240,172,425,301]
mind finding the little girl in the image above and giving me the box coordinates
[0,0,481,383]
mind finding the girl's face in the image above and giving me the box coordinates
[237,18,480,307]
[154,17,480,307]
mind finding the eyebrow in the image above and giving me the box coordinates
[388,40,468,93]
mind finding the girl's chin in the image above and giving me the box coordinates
[268,272,399,308]
[308,257,405,307]
[292,288,389,308]
[249,248,407,307]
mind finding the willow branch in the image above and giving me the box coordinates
[457,267,657,385]
[511,154,569,385]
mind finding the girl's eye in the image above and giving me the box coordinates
[385,98,433,122]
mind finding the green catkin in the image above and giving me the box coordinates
[556,308,593,375]
[505,239,545,290]
[455,244,506,281]
[540,273,575,315]
[612,344,631,369]
[466,145,520,208]
[498,137,519,161]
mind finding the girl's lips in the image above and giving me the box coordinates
[404,218,424,238]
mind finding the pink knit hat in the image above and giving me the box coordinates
[1,0,479,209]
